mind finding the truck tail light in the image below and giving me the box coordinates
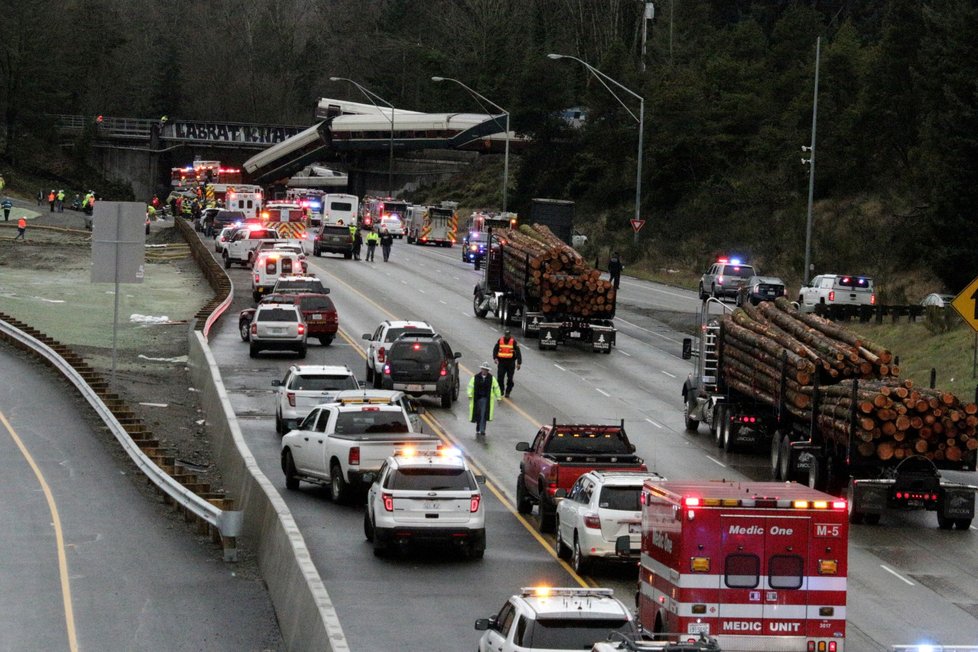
[870,294,876,305]
[583,514,601,529]
[382,492,394,512]
[377,346,386,363]
[297,323,306,335]
[287,392,295,407]
[253,273,260,284]
[470,495,481,512]
[828,290,835,302]
[349,447,360,466]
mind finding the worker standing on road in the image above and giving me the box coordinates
[37,190,43,206]
[14,216,27,241]
[380,226,394,262]
[365,229,379,262]
[48,190,56,212]
[608,252,623,290]
[468,362,502,437]
[352,227,363,260]
[493,328,522,398]
[2,196,12,221]
[56,189,65,212]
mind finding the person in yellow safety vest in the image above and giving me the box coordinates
[56,189,65,212]
[468,362,502,437]
[147,204,157,220]
[492,328,523,398]
[365,229,380,262]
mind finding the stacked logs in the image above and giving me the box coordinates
[815,379,978,465]
[498,224,615,317]
[721,297,977,467]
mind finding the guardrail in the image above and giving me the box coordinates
[812,303,926,323]
[0,313,243,560]
[172,216,232,337]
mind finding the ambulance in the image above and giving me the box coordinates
[637,480,847,652]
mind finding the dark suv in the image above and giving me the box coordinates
[211,209,248,232]
[381,333,461,408]
[313,224,354,258]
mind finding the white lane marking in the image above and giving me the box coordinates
[705,455,727,468]
[400,279,407,285]
[417,289,426,294]
[596,388,610,397]
[615,316,682,344]
[660,370,677,378]
[618,350,631,357]
[645,418,663,429]
[554,364,566,371]
[880,565,915,586]
[972,525,977,531]
[439,300,448,305]
[460,311,469,318]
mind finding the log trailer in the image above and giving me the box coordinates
[681,298,977,528]
[472,229,616,353]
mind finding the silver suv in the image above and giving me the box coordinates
[698,258,756,300]
[272,364,360,434]
[364,449,485,559]
[248,304,307,358]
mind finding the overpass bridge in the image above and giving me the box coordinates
[58,99,515,199]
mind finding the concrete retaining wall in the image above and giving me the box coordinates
[188,331,349,652]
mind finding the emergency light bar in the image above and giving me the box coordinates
[519,587,615,599]
[678,495,846,510]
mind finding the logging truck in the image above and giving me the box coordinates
[472,227,616,353]
[681,297,977,529]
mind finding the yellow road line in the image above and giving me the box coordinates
[0,411,79,651]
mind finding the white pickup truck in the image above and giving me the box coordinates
[798,274,875,308]
[222,227,280,268]
[280,403,439,502]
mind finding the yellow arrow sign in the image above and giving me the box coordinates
[951,275,978,332]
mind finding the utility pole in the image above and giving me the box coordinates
[802,37,821,286]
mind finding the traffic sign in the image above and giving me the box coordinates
[630,219,645,233]
[951,275,978,332]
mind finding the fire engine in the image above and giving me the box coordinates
[471,210,518,233]
[260,201,308,240]
[361,196,409,234]
[170,160,243,187]
[637,479,847,651]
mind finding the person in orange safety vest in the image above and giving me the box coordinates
[492,329,522,398]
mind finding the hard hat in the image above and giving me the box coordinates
[504,329,512,337]
[480,361,492,371]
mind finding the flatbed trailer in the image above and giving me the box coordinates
[472,231,615,353]
[681,298,977,528]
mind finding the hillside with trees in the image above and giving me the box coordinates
[1,0,975,294]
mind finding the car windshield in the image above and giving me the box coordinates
[333,411,409,434]
[545,431,632,456]
[257,308,298,322]
[725,265,754,278]
[298,296,335,311]
[520,618,632,649]
[385,327,432,342]
[598,486,642,511]
[387,467,475,491]
[289,374,358,391]
[390,341,441,363]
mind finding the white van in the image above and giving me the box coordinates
[323,193,359,227]
[251,250,303,302]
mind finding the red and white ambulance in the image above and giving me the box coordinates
[637,480,847,651]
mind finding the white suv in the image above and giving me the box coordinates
[249,304,307,358]
[475,587,637,652]
[364,449,485,559]
[361,320,434,387]
[252,251,303,302]
[272,365,360,435]
[555,471,663,574]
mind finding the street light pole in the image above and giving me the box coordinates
[431,76,510,212]
[802,37,821,285]
[547,53,645,243]
[329,76,395,196]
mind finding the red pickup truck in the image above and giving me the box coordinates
[515,419,646,532]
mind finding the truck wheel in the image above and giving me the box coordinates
[714,405,726,447]
[239,320,251,342]
[319,335,334,346]
[365,364,374,384]
[863,513,881,525]
[330,462,348,503]
[440,387,452,409]
[778,435,798,481]
[770,431,783,480]
[363,511,375,542]
[249,342,259,358]
[473,291,488,319]
[683,395,699,433]
[275,410,284,435]
[539,505,556,533]
[516,475,533,515]
[452,376,459,401]
[498,297,508,325]
[572,535,590,574]
[722,419,738,453]
[956,518,973,530]
[282,451,300,491]
[223,253,231,269]
[805,455,822,491]
[937,512,955,530]
[846,480,864,524]
[372,369,382,389]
